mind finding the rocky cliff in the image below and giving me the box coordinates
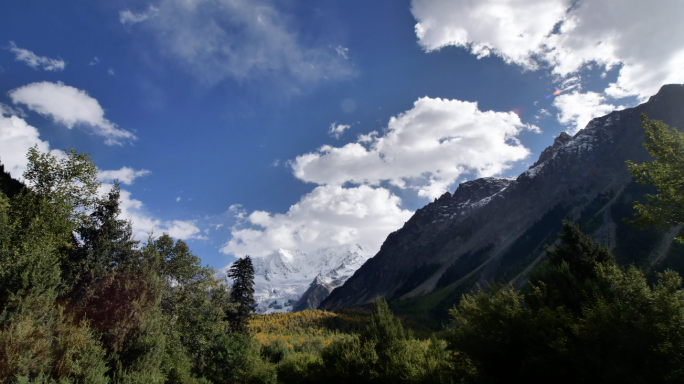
[320,84,684,316]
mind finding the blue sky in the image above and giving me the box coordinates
[1,0,682,270]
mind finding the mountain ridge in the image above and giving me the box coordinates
[320,84,684,314]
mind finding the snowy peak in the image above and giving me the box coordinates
[217,243,371,314]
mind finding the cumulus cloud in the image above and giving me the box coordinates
[553,91,620,134]
[412,0,568,68]
[0,109,51,179]
[411,0,684,131]
[221,185,413,257]
[328,122,350,139]
[130,0,351,84]
[291,97,535,199]
[98,166,151,185]
[119,6,159,27]
[9,82,136,145]
[8,41,66,71]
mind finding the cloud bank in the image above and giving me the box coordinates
[223,96,536,257]
[411,0,684,130]
[9,82,136,145]
[221,185,412,257]
[292,97,535,199]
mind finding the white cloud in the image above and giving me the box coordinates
[107,68,115,76]
[119,6,159,27]
[9,82,136,145]
[131,0,351,84]
[0,110,51,179]
[553,91,618,134]
[412,0,569,68]
[291,96,535,199]
[98,166,151,185]
[229,203,247,219]
[8,41,66,71]
[89,57,100,66]
[176,197,181,202]
[0,104,25,118]
[106,184,203,241]
[328,122,350,139]
[221,185,413,257]
[411,0,684,103]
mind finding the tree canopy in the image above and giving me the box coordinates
[626,114,684,241]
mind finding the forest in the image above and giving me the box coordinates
[1,115,684,383]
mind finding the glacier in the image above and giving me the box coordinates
[215,243,371,314]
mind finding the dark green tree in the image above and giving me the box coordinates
[228,256,255,334]
[363,299,406,358]
[0,149,110,383]
[626,114,684,242]
[448,222,684,384]
[64,183,140,304]
[526,220,614,313]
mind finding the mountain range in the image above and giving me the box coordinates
[320,84,684,323]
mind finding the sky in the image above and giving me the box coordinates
[1,0,683,270]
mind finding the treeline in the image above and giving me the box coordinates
[2,114,684,383]
[0,147,255,383]
[244,221,684,384]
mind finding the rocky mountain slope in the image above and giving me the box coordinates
[216,243,370,314]
[320,84,684,318]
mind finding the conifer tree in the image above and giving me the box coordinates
[626,114,684,241]
[228,255,255,334]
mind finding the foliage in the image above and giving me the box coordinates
[228,256,255,334]
[0,148,250,383]
[447,222,684,383]
[248,309,369,338]
[626,114,684,242]
[64,184,140,305]
[24,145,99,216]
[5,137,684,384]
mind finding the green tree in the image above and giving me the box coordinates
[23,145,100,216]
[64,183,139,304]
[447,222,684,384]
[228,256,255,334]
[626,114,684,242]
[0,150,109,383]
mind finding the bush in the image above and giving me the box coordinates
[276,353,323,384]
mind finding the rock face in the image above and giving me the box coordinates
[292,275,335,312]
[216,243,370,314]
[320,84,684,312]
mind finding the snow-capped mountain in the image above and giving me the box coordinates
[216,243,371,314]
